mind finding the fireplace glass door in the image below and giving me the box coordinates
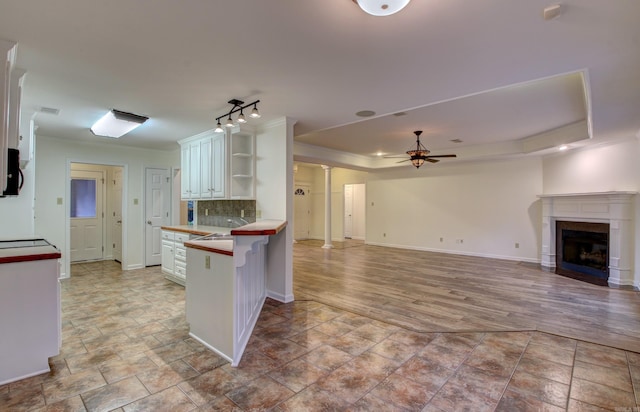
[555,221,609,285]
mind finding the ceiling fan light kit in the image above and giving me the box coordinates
[387,130,457,169]
[352,0,411,16]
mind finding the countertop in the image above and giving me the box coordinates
[160,225,231,236]
[230,220,287,236]
[183,220,287,255]
[184,239,234,256]
[0,243,61,264]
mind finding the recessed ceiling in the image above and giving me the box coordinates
[0,1,638,166]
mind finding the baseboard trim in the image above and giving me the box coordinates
[364,241,540,264]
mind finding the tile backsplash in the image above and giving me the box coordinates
[197,200,256,227]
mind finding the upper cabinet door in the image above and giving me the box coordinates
[211,133,226,198]
[188,141,201,199]
[180,144,191,199]
[199,137,212,198]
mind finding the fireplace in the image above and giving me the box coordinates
[555,221,609,285]
[538,192,636,288]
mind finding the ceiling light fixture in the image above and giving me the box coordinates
[352,0,411,16]
[90,109,148,138]
[215,99,261,130]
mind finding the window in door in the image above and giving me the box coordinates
[71,179,97,218]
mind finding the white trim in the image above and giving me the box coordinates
[188,332,233,364]
[267,289,294,303]
[364,241,540,264]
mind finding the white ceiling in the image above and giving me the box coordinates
[1,0,639,168]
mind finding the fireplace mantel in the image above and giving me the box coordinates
[538,191,636,287]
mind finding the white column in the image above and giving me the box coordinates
[321,165,333,249]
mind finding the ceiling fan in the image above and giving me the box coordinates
[386,130,457,169]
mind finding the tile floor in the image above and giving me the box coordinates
[0,260,639,411]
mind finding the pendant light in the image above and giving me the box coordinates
[214,99,261,131]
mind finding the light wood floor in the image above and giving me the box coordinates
[293,240,640,353]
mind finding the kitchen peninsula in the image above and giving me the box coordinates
[163,220,287,366]
[0,239,61,385]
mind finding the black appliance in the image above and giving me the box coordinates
[2,148,23,197]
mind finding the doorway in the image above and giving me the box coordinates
[344,183,365,240]
[294,184,311,240]
[69,169,105,262]
[145,167,171,266]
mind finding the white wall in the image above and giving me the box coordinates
[35,135,179,276]
[367,157,543,262]
[542,138,639,194]
[542,137,640,287]
[255,117,295,302]
[0,158,35,237]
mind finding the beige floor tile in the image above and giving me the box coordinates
[80,376,148,411]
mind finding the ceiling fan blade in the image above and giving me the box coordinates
[426,158,440,163]
[384,155,409,158]
[395,159,411,163]
[425,154,457,158]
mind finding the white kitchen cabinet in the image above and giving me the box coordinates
[161,230,189,286]
[18,110,36,167]
[161,239,174,275]
[180,140,202,200]
[179,127,253,201]
[180,130,223,200]
[199,132,226,199]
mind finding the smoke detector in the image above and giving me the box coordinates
[543,4,562,20]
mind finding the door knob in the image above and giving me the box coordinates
[147,220,152,225]
[117,220,122,224]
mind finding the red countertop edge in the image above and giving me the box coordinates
[230,220,287,236]
[184,242,233,256]
[0,252,62,264]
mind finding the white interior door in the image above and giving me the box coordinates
[344,184,354,239]
[112,168,123,262]
[352,183,366,240]
[294,185,311,240]
[70,170,104,262]
[145,168,171,266]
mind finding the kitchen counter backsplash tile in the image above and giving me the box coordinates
[197,200,256,227]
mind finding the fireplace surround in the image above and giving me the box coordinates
[538,192,636,288]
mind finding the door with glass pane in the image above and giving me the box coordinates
[70,170,104,262]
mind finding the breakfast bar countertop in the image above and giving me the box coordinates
[160,225,231,236]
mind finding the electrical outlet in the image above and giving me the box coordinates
[56,197,63,205]
[133,198,139,205]
[440,237,443,242]
[515,242,520,248]
[383,233,386,237]
[205,255,210,269]
[241,209,244,218]
[256,210,262,218]
[205,209,208,216]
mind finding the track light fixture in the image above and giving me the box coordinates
[215,99,261,132]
